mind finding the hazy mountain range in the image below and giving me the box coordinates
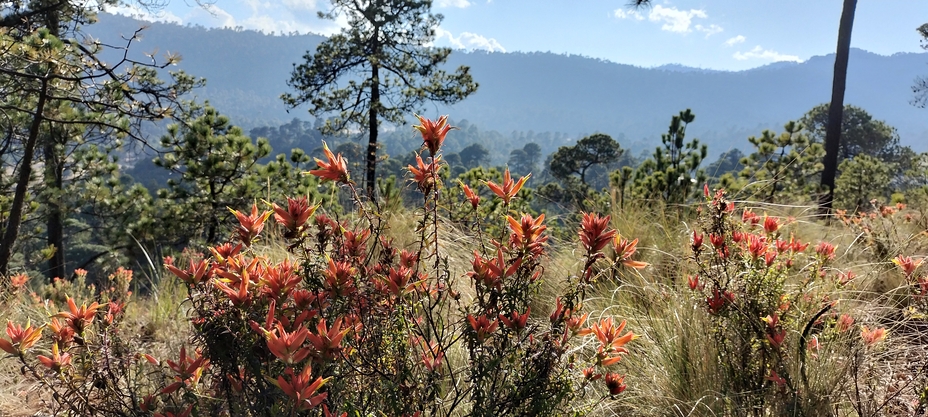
[88,13,928,157]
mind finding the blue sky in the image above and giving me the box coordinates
[112,0,928,71]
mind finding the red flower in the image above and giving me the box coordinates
[691,231,704,252]
[413,114,453,157]
[36,343,71,372]
[486,168,529,205]
[499,308,530,331]
[408,154,442,193]
[230,204,273,245]
[603,372,627,395]
[162,347,210,394]
[272,196,317,234]
[322,258,357,297]
[706,288,734,315]
[579,212,616,256]
[815,241,836,260]
[709,234,725,249]
[763,215,780,234]
[308,141,350,183]
[467,314,499,343]
[307,318,350,360]
[836,314,854,333]
[419,340,445,372]
[746,234,767,260]
[508,213,548,256]
[266,323,311,364]
[0,321,42,354]
[687,275,702,291]
[742,210,760,225]
[460,181,480,210]
[47,318,74,349]
[892,255,923,278]
[272,364,328,411]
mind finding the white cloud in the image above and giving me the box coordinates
[613,8,644,20]
[108,4,183,24]
[733,45,801,62]
[695,24,722,38]
[435,27,505,52]
[725,35,746,46]
[281,0,316,11]
[436,0,471,8]
[648,5,707,33]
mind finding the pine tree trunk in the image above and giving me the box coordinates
[0,79,49,275]
[44,133,65,279]
[820,0,857,211]
[366,29,381,198]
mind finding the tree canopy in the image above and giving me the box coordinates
[282,0,478,195]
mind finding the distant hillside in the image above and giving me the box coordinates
[87,13,928,155]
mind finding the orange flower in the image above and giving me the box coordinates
[413,114,452,157]
[460,181,480,209]
[579,212,616,256]
[272,364,327,411]
[486,168,529,205]
[259,260,303,301]
[308,141,350,183]
[860,326,887,347]
[230,203,273,245]
[0,320,42,354]
[9,273,28,288]
[54,297,100,335]
[47,318,74,349]
[36,343,71,372]
[213,270,253,306]
[603,372,627,395]
[586,317,635,366]
[165,258,212,286]
[408,154,442,192]
[613,235,648,269]
[272,196,317,234]
[266,323,311,364]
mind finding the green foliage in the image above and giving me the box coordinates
[801,103,909,165]
[544,134,622,211]
[508,142,542,177]
[154,106,273,244]
[834,154,896,211]
[738,121,824,203]
[630,109,707,204]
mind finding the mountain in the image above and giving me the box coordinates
[86,13,928,156]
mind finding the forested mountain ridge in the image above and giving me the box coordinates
[88,13,928,155]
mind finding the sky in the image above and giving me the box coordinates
[111,0,928,71]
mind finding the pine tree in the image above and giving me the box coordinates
[738,121,824,203]
[631,109,707,204]
[282,0,478,196]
